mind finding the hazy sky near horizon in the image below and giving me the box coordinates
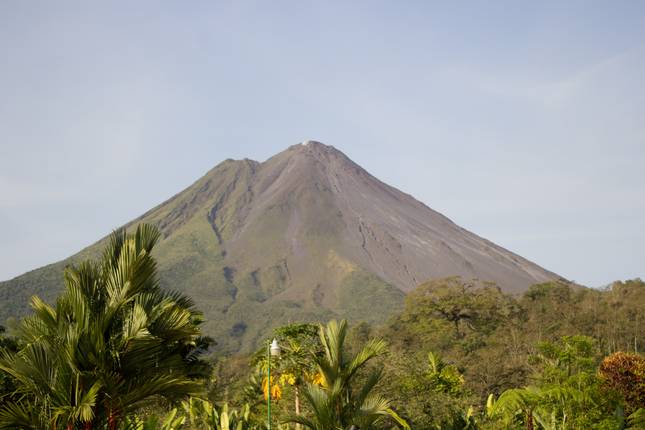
[1,1,644,287]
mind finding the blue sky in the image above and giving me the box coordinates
[1,1,644,286]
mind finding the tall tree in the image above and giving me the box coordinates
[0,224,211,430]
[403,277,517,339]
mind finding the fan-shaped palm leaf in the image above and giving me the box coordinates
[0,224,210,430]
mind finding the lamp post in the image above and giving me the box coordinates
[267,338,281,430]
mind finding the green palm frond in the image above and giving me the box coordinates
[0,224,209,430]
[489,387,540,418]
[286,319,408,430]
[354,368,383,409]
[386,408,412,430]
[628,408,645,429]
[345,338,387,382]
[0,401,44,429]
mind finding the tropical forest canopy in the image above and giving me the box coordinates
[0,224,643,429]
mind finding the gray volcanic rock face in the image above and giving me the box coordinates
[0,141,559,352]
[238,141,557,293]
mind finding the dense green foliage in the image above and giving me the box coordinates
[0,225,211,429]
[1,223,644,428]
[487,335,621,428]
[195,277,645,429]
[374,277,645,428]
[0,326,18,403]
[122,398,257,430]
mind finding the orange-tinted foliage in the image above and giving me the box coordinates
[599,352,645,413]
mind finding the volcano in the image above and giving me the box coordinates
[0,141,559,352]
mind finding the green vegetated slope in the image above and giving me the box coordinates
[0,142,559,353]
[0,246,102,324]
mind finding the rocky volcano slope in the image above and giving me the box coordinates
[0,141,559,352]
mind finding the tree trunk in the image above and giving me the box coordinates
[295,385,301,430]
[108,410,118,430]
[526,409,534,430]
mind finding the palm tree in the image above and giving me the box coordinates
[286,320,409,430]
[0,224,210,430]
